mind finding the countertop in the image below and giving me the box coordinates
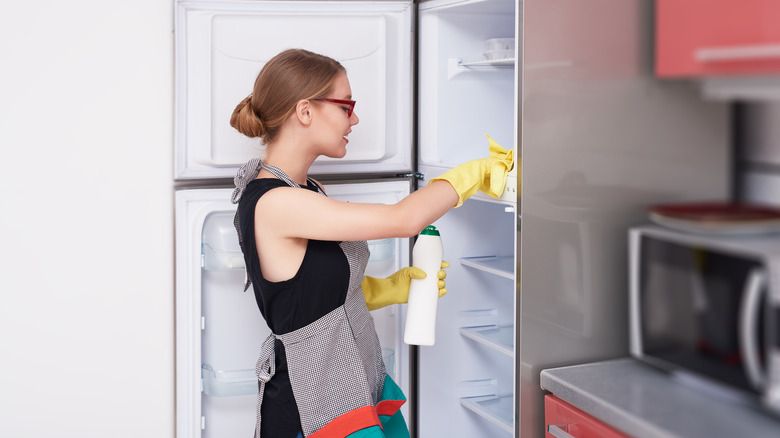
[540,358,780,438]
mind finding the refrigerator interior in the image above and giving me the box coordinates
[416,0,518,436]
[175,181,412,438]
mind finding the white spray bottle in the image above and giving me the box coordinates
[404,225,443,346]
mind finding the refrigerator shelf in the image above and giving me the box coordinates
[460,325,514,357]
[460,256,514,279]
[471,174,519,206]
[460,58,516,67]
[460,395,513,433]
[201,364,256,397]
[448,57,515,79]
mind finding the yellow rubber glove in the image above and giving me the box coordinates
[430,134,515,207]
[362,262,450,311]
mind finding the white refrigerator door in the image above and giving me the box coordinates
[174,0,413,179]
[175,180,411,438]
[416,0,519,436]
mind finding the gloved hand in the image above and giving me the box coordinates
[362,262,450,311]
[430,134,515,207]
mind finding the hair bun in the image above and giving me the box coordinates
[230,95,265,138]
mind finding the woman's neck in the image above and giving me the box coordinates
[262,144,315,186]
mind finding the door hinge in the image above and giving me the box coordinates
[396,172,425,180]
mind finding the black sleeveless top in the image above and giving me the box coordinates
[237,178,351,435]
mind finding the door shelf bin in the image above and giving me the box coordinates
[460,256,514,279]
[460,395,513,433]
[460,325,514,357]
[201,364,256,397]
[202,244,245,270]
[201,211,244,270]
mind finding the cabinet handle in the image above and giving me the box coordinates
[548,424,576,438]
[695,43,780,62]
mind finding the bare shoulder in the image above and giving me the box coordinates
[253,183,339,224]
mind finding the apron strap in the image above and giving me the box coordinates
[260,163,324,195]
[255,333,277,438]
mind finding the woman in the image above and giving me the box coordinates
[230,49,513,438]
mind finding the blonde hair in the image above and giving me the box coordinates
[230,49,346,144]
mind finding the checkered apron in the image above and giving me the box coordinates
[232,161,388,437]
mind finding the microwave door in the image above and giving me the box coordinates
[637,236,762,393]
[740,268,769,390]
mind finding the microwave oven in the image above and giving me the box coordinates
[629,225,780,415]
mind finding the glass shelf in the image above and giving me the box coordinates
[201,364,256,397]
[460,325,514,357]
[460,395,513,433]
[460,256,514,279]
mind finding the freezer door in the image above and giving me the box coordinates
[175,180,411,438]
[174,1,413,179]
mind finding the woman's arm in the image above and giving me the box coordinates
[255,180,458,242]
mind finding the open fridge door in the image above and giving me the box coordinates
[416,0,519,436]
[175,179,412,438]
[174,0,413,180]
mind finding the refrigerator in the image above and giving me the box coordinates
[174,1,519,437]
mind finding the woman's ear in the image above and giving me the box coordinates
[295,100,312,126]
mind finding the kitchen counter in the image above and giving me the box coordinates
[540,358,780,438]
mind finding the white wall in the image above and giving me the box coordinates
[0,2,174,437]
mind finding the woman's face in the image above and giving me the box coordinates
[310,72,359,159]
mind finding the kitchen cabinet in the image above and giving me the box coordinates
[656,0,780,77]
[544,395,627,438]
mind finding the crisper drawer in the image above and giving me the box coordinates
[544,395,628,438]
[656,0,780,77]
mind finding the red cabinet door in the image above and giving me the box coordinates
[544,395,628,438]
[657,0,780,77]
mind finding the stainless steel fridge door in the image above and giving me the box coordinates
[520,0,730,436]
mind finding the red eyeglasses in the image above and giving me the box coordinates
[312,98,356,117]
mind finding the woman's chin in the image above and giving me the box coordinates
[331,148,348,159]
